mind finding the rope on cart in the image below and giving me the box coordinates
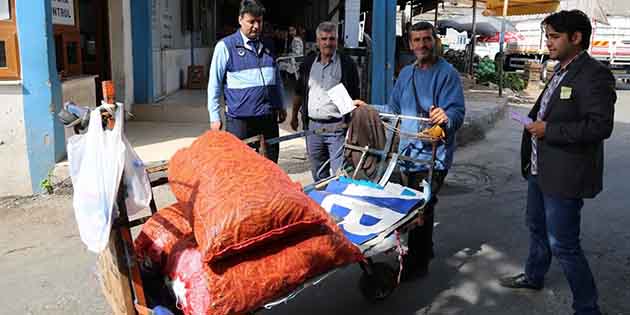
[381,121,441,143]
[395,230,407,285]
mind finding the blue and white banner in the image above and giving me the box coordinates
[308,178,427,245]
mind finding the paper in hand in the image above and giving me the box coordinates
[510,110,533,126]
[327,83,356,115]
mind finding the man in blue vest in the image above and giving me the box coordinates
[207,0,286,162]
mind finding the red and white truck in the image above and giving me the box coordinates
[501,14,630,80]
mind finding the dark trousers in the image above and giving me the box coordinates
[525,175,600,315]
[305,120,346,181]
[398,170,448,266]
[225,114,279,163]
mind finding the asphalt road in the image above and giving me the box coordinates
[1,92,628,315]
[266,91,630,315]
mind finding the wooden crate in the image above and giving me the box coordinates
[97,230,136,315]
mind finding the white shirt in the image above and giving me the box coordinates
[240,30,262,54]
[307,52,342,120]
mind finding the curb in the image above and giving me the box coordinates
[456,97,508,147]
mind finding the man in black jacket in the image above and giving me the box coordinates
[499,10,616,315]
[290,21,360,181]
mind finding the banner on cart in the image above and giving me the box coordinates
[308,179,426,245]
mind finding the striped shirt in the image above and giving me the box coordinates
[307,52,343,120]
[531,52,583,175]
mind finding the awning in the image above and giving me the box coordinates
[437,16,517,36]
[561,0,608,24]
[482,0,560,16]
[477,31,525,43]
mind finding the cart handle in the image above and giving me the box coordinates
[379,113,432,123]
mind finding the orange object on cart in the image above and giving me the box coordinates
[133,202,193,270]
[102,80,115,104]
[169,131,328,263]
[166,214,362,315]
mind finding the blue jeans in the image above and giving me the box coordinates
[525,175,600,315]
[306,120,346,181]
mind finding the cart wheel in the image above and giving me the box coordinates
[359,262,397,302]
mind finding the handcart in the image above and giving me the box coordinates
[59,103,442,315]
[246,113,442,311]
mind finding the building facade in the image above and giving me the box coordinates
[0,0,215,196]
[0,0,392,196]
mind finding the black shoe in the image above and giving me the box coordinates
[400,259,429,282]
[499,273,543,290]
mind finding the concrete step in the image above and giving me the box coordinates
[456,90,509,147]
[132,102,210,123]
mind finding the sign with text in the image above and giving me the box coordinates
[51,0,75,26]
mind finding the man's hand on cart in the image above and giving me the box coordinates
[429,105,449,125]
[210,121,222,131]
[353,99,369,108]
[413,214,425,227]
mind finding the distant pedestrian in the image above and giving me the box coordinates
[288,25,304,56]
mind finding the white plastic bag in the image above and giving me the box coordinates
[122,135,152,215]
[68,105,125,253]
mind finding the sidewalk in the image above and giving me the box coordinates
[457,88,509,146]
[48,87,508,194]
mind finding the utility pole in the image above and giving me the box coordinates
[434,0,439,25]
[469,0,477,75]
[498,0,509,97]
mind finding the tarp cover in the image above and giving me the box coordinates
[308,178,426,245]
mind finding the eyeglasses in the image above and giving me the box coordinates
[319,37,336,41]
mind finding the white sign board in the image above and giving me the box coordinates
[51,0,75,26]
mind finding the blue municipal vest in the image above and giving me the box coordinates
[222,31,282,118]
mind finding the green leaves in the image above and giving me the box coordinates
[475,57,525,91]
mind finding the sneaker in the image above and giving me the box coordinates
[499,273,543,290]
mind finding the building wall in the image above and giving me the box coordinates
[151,0,212,99]
[60,76,98,146]
[132,0,154,104]
[16,0,65,195]
[110,0,135,110]
[152,47,211,97]
[62,76,98,109]
[0,84,31,196]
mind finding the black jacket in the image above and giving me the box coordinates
[295,52,360,128]
[521,52,616,199]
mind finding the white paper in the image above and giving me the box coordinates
[510,110,533,126]
[327,83,355,116]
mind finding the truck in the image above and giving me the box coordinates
[502,14,630,80]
